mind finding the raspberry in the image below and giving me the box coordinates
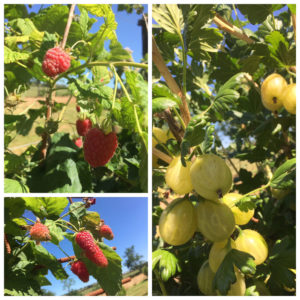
[71,260,89,282]
[76,105,81,112]
[76,119,92,136]
[42,47,70,77]
[84,128,118,167]
[75,231,108,268]
[99,225,114,240]
[30,222,51,241]
[74,137,83,148]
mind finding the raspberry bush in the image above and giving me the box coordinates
[4,4,148,192]
[152,4,295,296]
[4,197,123,296]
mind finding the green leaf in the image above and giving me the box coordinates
[42,197,69,218]
[235,195,257,212]
[152,97,179,113]
[152,249,181,281]
[152,83,181,105]
[270,158,296,189]
[200,124,215,154]
[213,249,255,295]
[4,197,26,219]
[237,5,283,24]
[152,4,183,35]
[79,7,89,39]
[4,178,29,193]
[30,243,68,280]
[288,4,296,14]
[45,219,64,245]
[4,46,29,64]
[181,116,206,163]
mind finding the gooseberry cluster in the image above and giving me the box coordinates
[157,153,268,296]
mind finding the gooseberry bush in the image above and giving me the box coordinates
[4,197,123,296]
[4,4,148,193]
[152,4,296,296]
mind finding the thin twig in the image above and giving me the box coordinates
[153,148,172,164]
[213,14,254,44]
[61,4,76,49]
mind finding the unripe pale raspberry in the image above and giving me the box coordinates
[42,47,70,77]
[84,128,118,168]
[99,225,114,240]
[75,231,108,268]
[76,119,92,136]
[30,222,51,241]
[71,260,89,282]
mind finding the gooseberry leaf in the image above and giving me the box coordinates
[152,249,181,281]
[270,158,296,189]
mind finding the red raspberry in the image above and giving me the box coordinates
[76,119,92,136]
[71,260,89,282]
[99,225,114,240]
[30,222,51,241]
[73,137,83,148]
[75,231,108,268]
[76,105,81,112]
[84,128,118,168]
[42,47,70,77]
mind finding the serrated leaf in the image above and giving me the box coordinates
[44,219,64,245]
[270,158,296,189]
[152,4,183,35]
[79,7,89,38]
[4,46,29,64]
[4,178,29,193]
[152,249,181,281]
[200,124,215,154]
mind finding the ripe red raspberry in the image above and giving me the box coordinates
[76,119,92,136]
[75,231,108,268]
[99,225,114,240]
[73,137,83,148]
[42,47,70,77]
[30,222,51,241]
[76,105,81,112]
[84,128,118,167]
[71,260,89,282]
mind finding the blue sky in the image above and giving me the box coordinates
[23,197,148,295]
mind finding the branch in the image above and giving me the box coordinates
[61,4,76,49]
[153,148,172,164]
[213,14,254,44]
[152,37,190,125]
[4,234,11,254]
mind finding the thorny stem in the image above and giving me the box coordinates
[154,269,168,296]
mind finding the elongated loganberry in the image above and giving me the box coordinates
[75,231,108,267]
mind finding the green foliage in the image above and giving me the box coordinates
[152,3,295,296]
[5,197,123,296]
[4,4,148,193]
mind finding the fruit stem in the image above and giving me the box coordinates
[56,219,77,232]
[152,133,174,158]
[58,244,73,260]
[153,269,168,296]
